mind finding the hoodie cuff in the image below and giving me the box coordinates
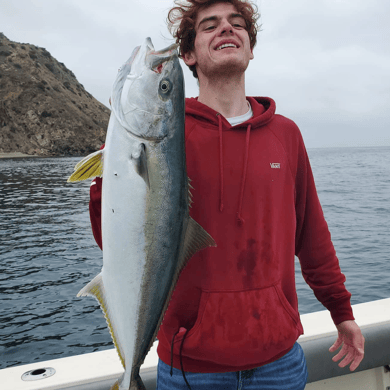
[327,296,355,325]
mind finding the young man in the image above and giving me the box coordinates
[89,0,364,388]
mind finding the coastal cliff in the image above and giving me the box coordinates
[0,33,110,156]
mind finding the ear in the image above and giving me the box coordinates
[183,51,197,67]
[249,48,254,60]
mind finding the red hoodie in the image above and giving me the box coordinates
[89,97,354,373]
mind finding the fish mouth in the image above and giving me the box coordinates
[113,38,180,139]
[127,38,178,76]
[144,38,179,74]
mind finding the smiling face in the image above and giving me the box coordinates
[183,2,254,81]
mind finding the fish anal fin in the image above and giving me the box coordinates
[67,149,104,183]
[77,273,126,369]
[183,217,216,264]
[140,217,216,367]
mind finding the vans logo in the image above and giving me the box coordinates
[270,163,280,169]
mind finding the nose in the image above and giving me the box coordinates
[219,18,234,35]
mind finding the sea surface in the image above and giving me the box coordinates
[0,146,389,369]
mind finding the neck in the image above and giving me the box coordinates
[197,72,248,118]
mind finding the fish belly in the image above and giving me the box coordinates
[102,128,149,384]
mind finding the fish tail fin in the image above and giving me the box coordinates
[130,374,146,390]
[109,380,119,390]
[109,375,145,390]
[77,273,126,370]
[67,148,104,182]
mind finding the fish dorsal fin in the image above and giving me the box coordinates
[67,149,104,183]
[77,273,126,369]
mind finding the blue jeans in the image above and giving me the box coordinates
[157,342,308,390]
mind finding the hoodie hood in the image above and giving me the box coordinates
[185,96,276,130]
[185,96,276,223]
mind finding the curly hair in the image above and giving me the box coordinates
[167,0,260,78]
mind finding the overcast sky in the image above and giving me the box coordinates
[1,0,389,148]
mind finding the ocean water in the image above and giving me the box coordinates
[296,146,390,313]
[0,146,389,369]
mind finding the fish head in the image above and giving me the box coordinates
[112,38,184,140]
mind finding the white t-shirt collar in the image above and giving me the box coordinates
[226,101,253,126]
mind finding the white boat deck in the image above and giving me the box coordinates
[1,298,389,390]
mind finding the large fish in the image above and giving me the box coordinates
[67,38,216,390]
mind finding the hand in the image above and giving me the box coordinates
[329,320,365,371]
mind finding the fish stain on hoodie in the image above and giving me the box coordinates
[237,238,258,287]
[252,309,261,320]
[260,203,274,265]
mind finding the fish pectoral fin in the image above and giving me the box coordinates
[131,143,149,187]
[77,273,126,369]
[183,217,217,263]
[67,149,104,182]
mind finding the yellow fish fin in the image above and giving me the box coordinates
[77,273,125,369]
[109,375,145,390]
[67,149,104,182]
[109,380,119,390]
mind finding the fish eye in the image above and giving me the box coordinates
[160,80,170,93]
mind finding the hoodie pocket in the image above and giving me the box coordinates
[176,282,300,367]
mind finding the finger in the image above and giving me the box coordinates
[338,350,354,368]
[329,336,343,352]
[346,334,365,371]
[332,344,348,362]
[349,349,365,372]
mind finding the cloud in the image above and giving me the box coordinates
[247,0,390,147]
[0,0,389,147]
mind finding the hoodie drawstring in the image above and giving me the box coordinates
[217,114,224,212]
[168,119,251,383]
[217,114,252,225]
[170,329,180,376]
[170,329,192,390]
[237,124,251,225]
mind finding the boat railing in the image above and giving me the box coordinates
[1,298,389,390]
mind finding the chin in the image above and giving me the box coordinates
[216,59,249,75]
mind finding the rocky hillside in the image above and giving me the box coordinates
[0,33,110,156]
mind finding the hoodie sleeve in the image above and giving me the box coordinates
[88,143,104,250]
[294,133,354,325]
[89,177,103,250]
